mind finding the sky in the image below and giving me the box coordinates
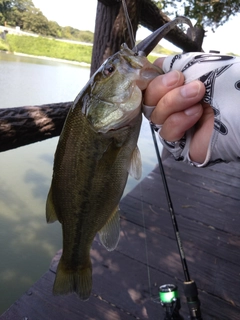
[32,0,240,55]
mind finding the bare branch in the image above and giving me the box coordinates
[139,0,202,51]
[0,102,72,152]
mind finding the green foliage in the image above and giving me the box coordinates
[147,55,158,63]
[22,7,49,34]
[61,27,94,42]
[152,44,178,55]
[0,0,94,42]
[0,0,35,27]
[161,0,240,30]
[0,38,9,50]
[6,34,93,63]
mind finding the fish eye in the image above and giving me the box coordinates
[103,65,115,76]
[108,66,114,73]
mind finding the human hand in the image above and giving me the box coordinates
[144,57,214,164]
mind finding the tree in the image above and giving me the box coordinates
[161,0,240,30]
[0,0,35,27]
[0,0,13,25]
[47,20,62,38]
[22,7,49,35]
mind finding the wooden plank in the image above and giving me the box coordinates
[50,246,240,320]
[159,157,240,179]
[0,270,138,320]
[162,161,240,200]
[121,197,240,267]
[130,164,240,236]
[118,218,240,308]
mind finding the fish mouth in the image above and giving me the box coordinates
[132,16,193,57]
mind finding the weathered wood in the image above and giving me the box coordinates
[91,1,121,75]
[0,102,71,152]
[91,0,141,74]
[1,158,240,319]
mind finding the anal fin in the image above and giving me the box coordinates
[99,207,120,251]
[46,186,58,223]
[128,146,142,180]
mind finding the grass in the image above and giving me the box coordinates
[0,38,9,51]
[4,34,183,65]
[6,34,93,64]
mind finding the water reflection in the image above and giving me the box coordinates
[25,168,50,199]
[0,52,159,314]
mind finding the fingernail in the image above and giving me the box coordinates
[162,70,180,87]
[184,105,201,116]
[180,81,200,98]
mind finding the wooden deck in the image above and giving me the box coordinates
[1,157,240,320]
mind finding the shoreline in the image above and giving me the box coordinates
[1,50,91,68]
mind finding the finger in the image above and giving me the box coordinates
[189,103,214,163]
[151,80,205,125]
[153,57,165,69]
[160,103,203,141]
[144,70,185,106]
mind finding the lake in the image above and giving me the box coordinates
[0,51,160,314]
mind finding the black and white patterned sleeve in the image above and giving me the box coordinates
[160,52,240,167]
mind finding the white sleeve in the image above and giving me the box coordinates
[160,52,240,167]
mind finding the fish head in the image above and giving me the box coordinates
[82,43,162,133]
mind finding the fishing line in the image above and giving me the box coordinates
[150,124,191,282]
[121,0,135,48]
[121,0,154,302]
[150,125,202,319]
[139,180,153,299]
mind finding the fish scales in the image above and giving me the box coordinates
[48,113,142,299]
[48,105,142,294]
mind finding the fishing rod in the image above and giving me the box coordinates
[150,124,202,320]
[121,0,202,317]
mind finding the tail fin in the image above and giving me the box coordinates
[53,258,92,301]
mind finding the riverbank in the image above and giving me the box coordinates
[2,33,164,66]
[5,34,93,65]
[5,51,91,67]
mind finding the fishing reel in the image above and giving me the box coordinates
[159,284,184,320]
[159,282,202,320]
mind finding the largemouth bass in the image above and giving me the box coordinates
[46,17,192,300]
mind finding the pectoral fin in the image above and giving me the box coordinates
[46,186,58,223]
[99,207,120,251]
[128,146,142,180]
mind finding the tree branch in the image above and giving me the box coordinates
[0,102,72,152]
[140,0,202,51]
[98,0,203,53]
